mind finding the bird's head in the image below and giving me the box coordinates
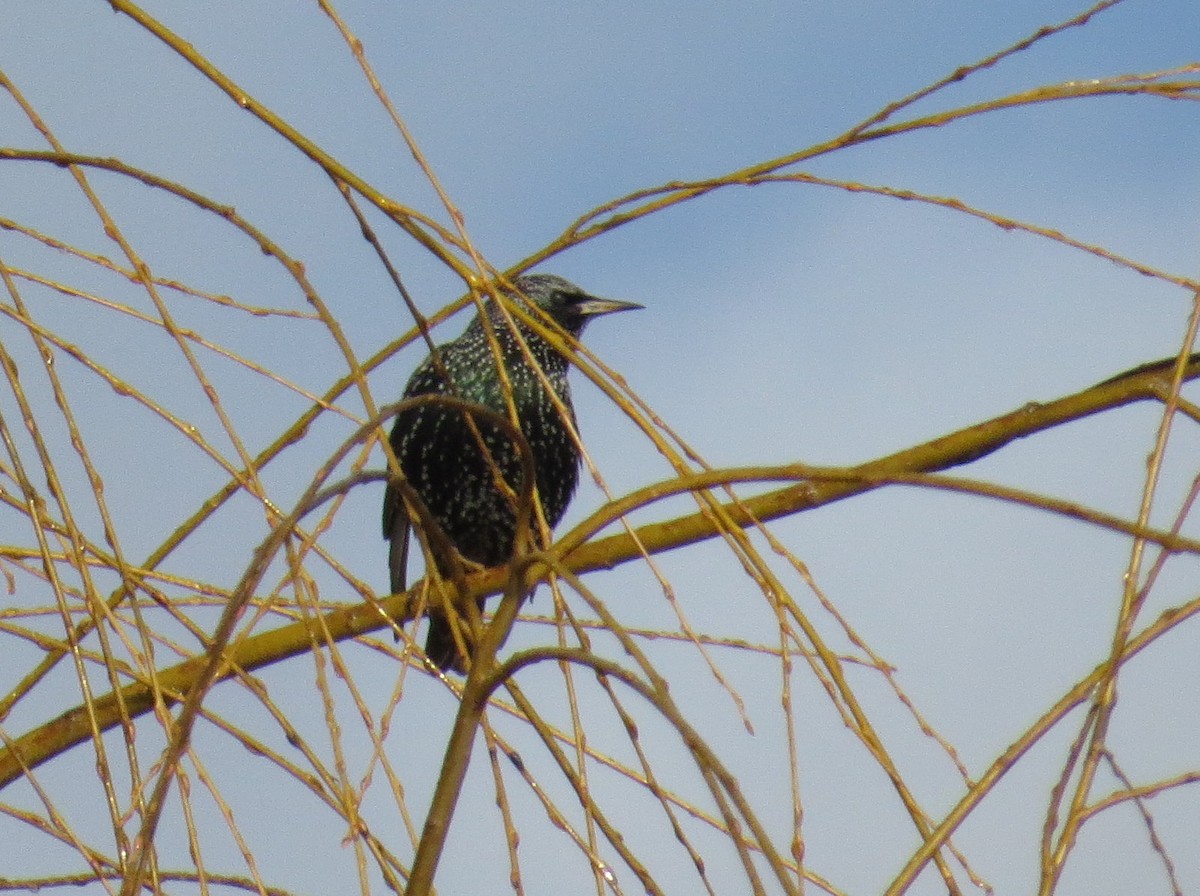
[509,273,643,337]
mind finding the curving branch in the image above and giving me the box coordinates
[2,350,1197,791]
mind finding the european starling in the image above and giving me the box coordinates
[383,274,642,672]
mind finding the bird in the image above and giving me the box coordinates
[382,273,642,673]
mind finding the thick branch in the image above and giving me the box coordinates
[0,352,1196,789]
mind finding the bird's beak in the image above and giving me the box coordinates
[576,297,645,318]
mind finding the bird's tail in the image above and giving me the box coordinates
[425,612,471,674]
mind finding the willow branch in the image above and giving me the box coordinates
[1,352,1198,790]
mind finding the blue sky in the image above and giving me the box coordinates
[2,1,1199,894]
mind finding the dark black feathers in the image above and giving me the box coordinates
[383,274,641,672]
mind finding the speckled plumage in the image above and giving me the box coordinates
[383,274,642,672]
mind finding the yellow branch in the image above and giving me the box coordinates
[1,351,1197,788]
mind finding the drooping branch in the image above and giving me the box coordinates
[1,350,1197,790]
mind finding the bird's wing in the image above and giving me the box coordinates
[382,354,445,595]
[383,476,410,594]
